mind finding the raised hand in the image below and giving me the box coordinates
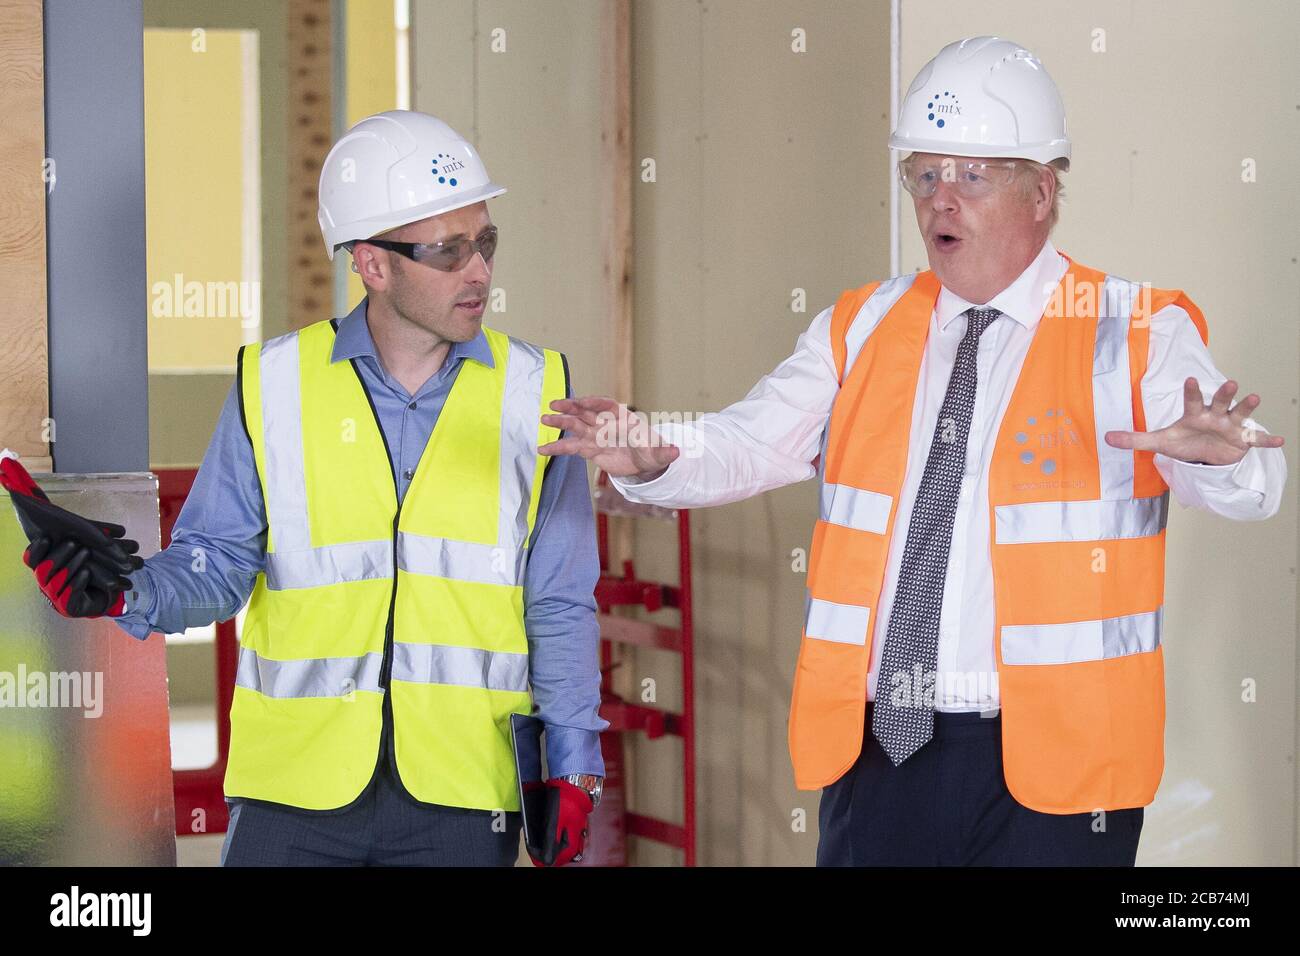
[1104,377,1285,465]
[539,396,681,480]
[1,453,144,574]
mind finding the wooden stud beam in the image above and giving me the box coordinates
[601,1,635,571]
[602,0,633,407]
[0,0,52,472]
[288,0,334,331]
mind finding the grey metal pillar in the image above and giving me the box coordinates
[44,0,150,474]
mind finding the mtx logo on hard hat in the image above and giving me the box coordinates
[433,152,465,186]
[926,90,961,128]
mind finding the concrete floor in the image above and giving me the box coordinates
[177,833,224,866]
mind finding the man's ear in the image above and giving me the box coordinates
[1035,166,1056,222]
[352,244,390,291]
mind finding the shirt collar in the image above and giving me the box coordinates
[329,296,495,370]
[934,238,1068,332]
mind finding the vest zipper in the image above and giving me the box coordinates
[375,503,401,779]
[380,507,400,692]
[342,347,405,784]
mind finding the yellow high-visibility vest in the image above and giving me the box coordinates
[225,317,566,811]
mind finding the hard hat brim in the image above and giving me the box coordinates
[326,181,507,260]
[888,135,1070,171]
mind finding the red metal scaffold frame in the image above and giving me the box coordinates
[158,469,236,838]
[592,472,697,866]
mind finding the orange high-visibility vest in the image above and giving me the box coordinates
[788,254,1208,813]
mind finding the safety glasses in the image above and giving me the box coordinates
[360,225,499,272]
[898,158,1021,199]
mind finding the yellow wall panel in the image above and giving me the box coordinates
[144,29,250,371]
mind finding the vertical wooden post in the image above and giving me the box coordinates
[599,0,638,847]
[0,0,52,472]
[601,1,635,585]
[288,0,334,331]
[602,0,633,408]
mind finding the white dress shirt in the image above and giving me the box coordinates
[611,239,1288,711]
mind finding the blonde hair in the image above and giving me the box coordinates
[1017,158,1066,232]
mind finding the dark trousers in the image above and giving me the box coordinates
[221,762,522,866]
[817,702,1144,866]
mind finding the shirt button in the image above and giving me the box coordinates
[403,468,414,481]
[408,401,417,410]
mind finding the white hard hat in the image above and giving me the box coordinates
[317,110,506,260]
[889,36,1070,170]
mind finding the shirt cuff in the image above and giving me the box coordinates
[610,461,676,491]
[1155,445,1267,497]
[112,568,158,641]
[607,422,689,502]
[544,725,606,779]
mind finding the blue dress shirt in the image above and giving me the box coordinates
[114,298,607,779]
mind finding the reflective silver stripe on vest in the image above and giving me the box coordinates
[1094,276,1137,500]
[842,273,918,380]
[497,338,548,550]
[236,645,384,697]
[391,641,529,693]
[255,330,549,591]
[820,483,892,534]
[264,534,530,590]
[258,331,312,551]
[396,532,527,587]
[804,594,871,645]
[994,494,1168,545]
[265,539,394,590]
[1001,607,1162,665]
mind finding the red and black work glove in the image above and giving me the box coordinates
[1,453,143,575]
[528,778,593,867]
[2,452,142,618]
[23,535,132,618]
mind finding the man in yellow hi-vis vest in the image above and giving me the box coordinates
[15,110,606,867]
[541,37,1288,866]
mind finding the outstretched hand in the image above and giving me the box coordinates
[1105,377,1284,465]
[539,396,681,480]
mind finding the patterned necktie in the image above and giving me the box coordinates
[871,306,1002,765]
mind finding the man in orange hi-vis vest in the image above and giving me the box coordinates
[540,36,1287,866]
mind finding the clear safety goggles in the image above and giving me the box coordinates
[897,157,1022,199]
[355,226,499,272]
